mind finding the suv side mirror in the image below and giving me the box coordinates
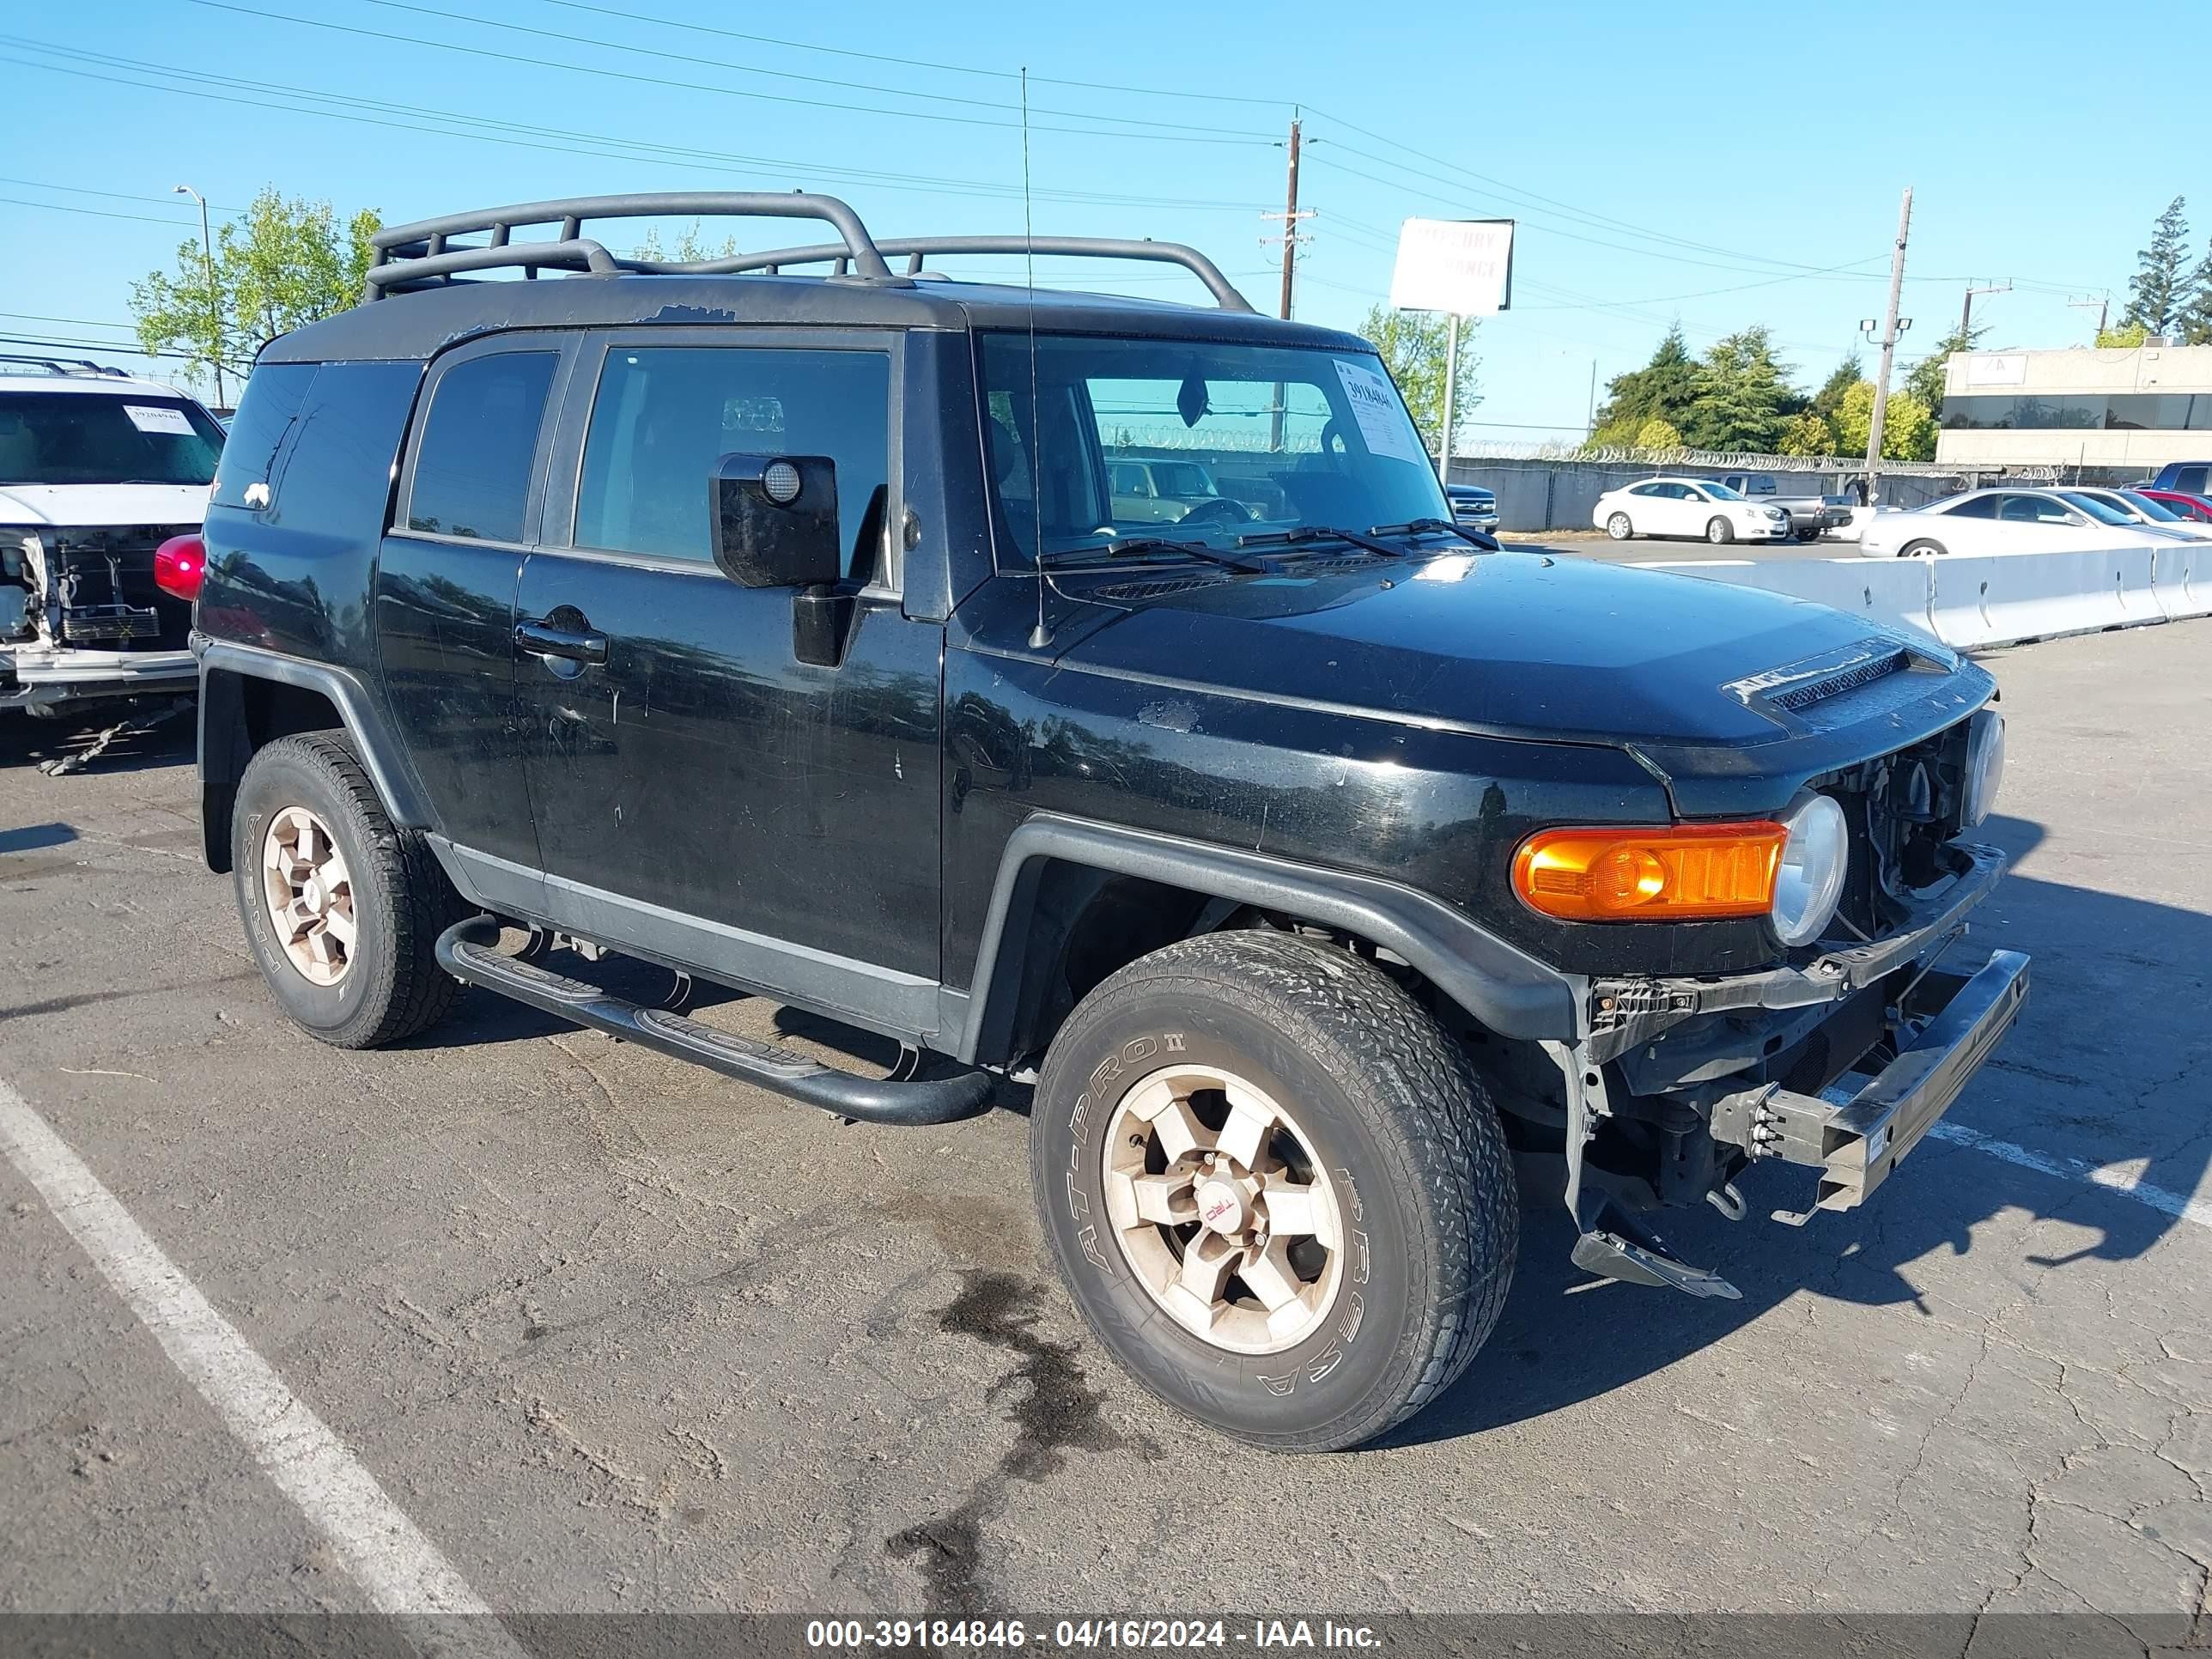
[711,453,842,588]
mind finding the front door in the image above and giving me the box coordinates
[513,330,944,1032]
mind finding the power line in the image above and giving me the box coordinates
[357,0,1268,139]
[0,44,1269,217]
[531,0,1291,106]
[179,0,1275,146]
[0,192,198,228]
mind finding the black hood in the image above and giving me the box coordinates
[1047,550,1994,808]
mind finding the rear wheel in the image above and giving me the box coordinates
[231,731,463,1048]
[1706,516,1735,545]
[1030,930,1516,1452]
[1606,512,1633,541]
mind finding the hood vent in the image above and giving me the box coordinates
[1093,574,1226,602]
[1767,648,1909,713]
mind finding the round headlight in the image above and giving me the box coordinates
[1771,794,1848,946]
[1962,708,2005,828]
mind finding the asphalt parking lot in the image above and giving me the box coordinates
[2,617,2208,1631]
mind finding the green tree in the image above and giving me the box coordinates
[1777,411,1833,457]
[1680,326,1795,452]
[2178,242,2212,345]
[1811,352,1861,428]
[1832,380,1933,461]
[1358,306,1481,455]
[1632,416,1682,452]
[132,187,381,396]
[2119,196,2191,337]
[1902,325,1979,422]
[1589,324,1698,444]
[2096,322,2151,348]
[634,222,740,264]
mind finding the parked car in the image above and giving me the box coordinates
[1592,476,1793,544]
[2138,488,2212,524]
[1716,471,1855,542]
[1104,454,1244,526]
[1856,487,2189,557]
[2062,487,2212,542]
[2143,462,2211,495]
[191,191,2027,1453]
[1,354,222,717]
[1445,483,1499,532]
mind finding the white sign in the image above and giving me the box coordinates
[1964,353,2028,388]
[1389,217,1515,316]
[1333,359,1425,465]
[125,404,196,435]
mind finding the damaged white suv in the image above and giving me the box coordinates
[1,356,223,717]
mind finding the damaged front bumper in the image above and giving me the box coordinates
[1549,844,2030,1297]
[2,642,198,713]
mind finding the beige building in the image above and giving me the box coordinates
[1936,343,2212,471]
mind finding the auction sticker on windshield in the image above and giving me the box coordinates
[125,404,197,435]
[1333,360,1425,465]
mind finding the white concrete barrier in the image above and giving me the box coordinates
[1637,544,2195,652]
[2151,540,2212,621]
[1638,556,1940,645]
[1926,547,2160,648]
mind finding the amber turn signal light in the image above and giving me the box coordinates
[1512,822,1786,923]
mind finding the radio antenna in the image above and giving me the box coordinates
[1021,65,1052,650]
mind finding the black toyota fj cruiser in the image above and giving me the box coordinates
[190,193,2027,1452]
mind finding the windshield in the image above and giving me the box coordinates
[1700,481,1745,501]
[2119,490,2182,521]
[0,392,226,487]
[979,333,1447,561]
[2059,491,2136,526]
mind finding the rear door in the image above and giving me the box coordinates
[512,327,945,1029]
[374,333,573,871]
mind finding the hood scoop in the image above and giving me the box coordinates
[1724,638,1946,730]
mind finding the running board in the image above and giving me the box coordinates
[434,916,995,1126]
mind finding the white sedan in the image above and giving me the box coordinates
[2064,487,2212,542]
[1856,488,2192,557]
[1592,477,1793,545]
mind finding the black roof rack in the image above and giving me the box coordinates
[731,236,1255,313]
[0,353,133,379]
[364,191,1255,313]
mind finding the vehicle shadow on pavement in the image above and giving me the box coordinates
[0,705,197,775]
[1394,811,2212,1446]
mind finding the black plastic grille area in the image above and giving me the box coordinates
[1767,648,1909,714]
[1093,575,1225,601]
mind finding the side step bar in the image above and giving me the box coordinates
[434,916,995,1126]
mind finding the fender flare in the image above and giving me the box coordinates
[196,639,434,867]
[956,813,1583,1064]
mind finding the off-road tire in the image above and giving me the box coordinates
[1706,516,1735,545]
[1030,929,1516,1452]
[231,730,463,1048]
[1606,512,1634,541]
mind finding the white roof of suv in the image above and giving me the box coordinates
[0,358,193,399]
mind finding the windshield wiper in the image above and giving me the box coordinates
[1237,525,1406,560]
[1368,517,1499,550]
[1089,536,1267,574]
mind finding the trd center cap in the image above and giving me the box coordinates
[1194,1177,1249,1236]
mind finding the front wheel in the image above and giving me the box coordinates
[1030,930,1516,1452]
[1605,512,1633,541]
[1899,538,1946,558]
[1706,516,1735,545]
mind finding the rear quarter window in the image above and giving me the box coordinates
[211,364,318,510]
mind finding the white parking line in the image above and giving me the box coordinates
[1928,1120,2212,1232]
[0,1080,526,1656]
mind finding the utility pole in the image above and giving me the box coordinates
[1261,113,1312,449]
[1438,314,1461,480]
[1863,185,1913,504]
[173,184,223,409]
[1272,116,1305,321]
[2069,293,2111,337]
[1960,279,2009,340]
[1585,359,1598,440]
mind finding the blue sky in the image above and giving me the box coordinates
[7,0,2204,431]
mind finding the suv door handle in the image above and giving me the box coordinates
[514,617,609,665]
